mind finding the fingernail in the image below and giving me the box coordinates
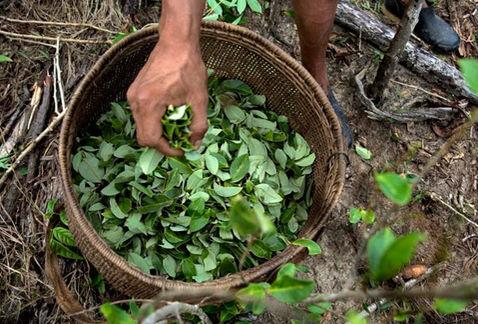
[194,140,202,149]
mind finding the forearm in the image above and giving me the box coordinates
[159,0,206,50]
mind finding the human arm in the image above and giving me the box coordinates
[127,0,208,156]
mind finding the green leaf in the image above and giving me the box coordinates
[274,149,287,169]
[128,252,152,273]
[224,105,247,123]
[247,0,262,13]
[433,299,468,315]
[362,209,375,224]
[99,142,114,162]
[254,184,282,205]
[114,145,136,159]
[44,198,58,220]
[349,208,362,224]
[167,104,189,120]
[295,153,315,167]
[459,59,478,94]
[49,239,84,260]
[237,0,247,14]
[100,303,135,324]
[368,229,425,281]
[213,183,242,197]
[230,154,250,182]
[78,155,104,183]
[355,144,372,160]
[101,181,120,196]
[375,172,412,206]
[268,275,315,304]
[308,302,332,315]
[138,148,163,175]
[292,238,322,255]
[230,196,259,237]
[205,154,219,175]
[52,227,76,247]
[110,198,128,219]
[276,263,296,279]
[345,310,367,324]
[125,214,147,234]
[236,283,270,315]
[0,55,13,63]
[163,255,177,277]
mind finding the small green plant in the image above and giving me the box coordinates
[0,54,13,63]
[204,0,267,24]
[349,207,375,224]
[45,199,83,260]
[355,144,372,160]
[0,154,11,171]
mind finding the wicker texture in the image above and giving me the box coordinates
[59,21,345,301]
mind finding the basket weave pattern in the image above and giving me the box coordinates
[59,21,345,300]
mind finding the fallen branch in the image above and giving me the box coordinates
[336,0,478,104]
[370,0,423,103]
[0,109,66,188]
[27,74,52,182]
[355,69,455,122]
[0,30,112,45]
[142,302,212,324]
[0,15,116,34]
[429,192,478,230]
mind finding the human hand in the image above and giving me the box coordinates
[127,41,208,156]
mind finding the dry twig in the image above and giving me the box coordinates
[0,30,112,45]
[142,302,212,324]
[0,15,116,34]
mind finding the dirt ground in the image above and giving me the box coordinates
[1,0,477,323]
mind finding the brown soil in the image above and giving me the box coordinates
[0,0,477,322]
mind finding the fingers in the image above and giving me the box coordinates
[189,95,209,149]
[154,137,184,157]
[131,102,183,157]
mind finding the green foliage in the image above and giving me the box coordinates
[0,154,11,171]
[433,298,468,315]
[72,73,315,281]
[355,144,372,160]
[162,104,194,151]
[349,207,375,225]
[459,59,478,94]
[100,303,135,324]
[236,282,270,314]
[111,26,138,44]
[0,54,13,63]
[367,228,424,281]
[292,238,322,255]
[375,172,412,206]
[204,0,268,24]
[345,310,367,324]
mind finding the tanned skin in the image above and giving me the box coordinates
[128,0,359,156]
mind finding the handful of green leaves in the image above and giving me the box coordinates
[71,72,316,282]
[162,104,194,151]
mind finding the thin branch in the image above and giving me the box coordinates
[390,79,452,104]
[54,37,66,112]
[0,30,112,45]
[305,277,478,304]
[429,192,478,230]
[0,15,117,34]
[370,0,423,102]
[0,109,67,188]
[141,302,212,324]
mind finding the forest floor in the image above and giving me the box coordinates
[0,0,477,323]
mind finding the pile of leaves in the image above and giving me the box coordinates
[71,72,316,282]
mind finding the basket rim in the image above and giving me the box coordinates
[59,20,345,292]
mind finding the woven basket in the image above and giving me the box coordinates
[59,21,345,302]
